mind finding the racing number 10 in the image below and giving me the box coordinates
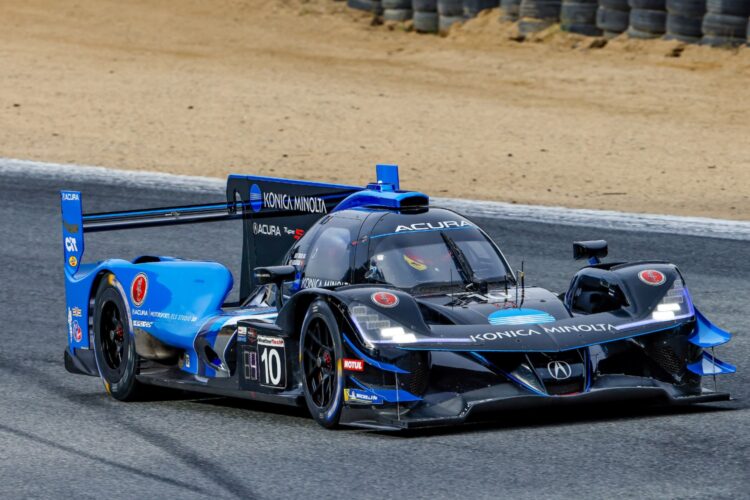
[258,336,286,389]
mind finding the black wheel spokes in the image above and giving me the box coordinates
[101,302,125,370]
[305,319,336,409]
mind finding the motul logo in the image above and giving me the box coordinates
[343,359,364,372]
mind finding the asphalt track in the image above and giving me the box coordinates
[0,167,747,499]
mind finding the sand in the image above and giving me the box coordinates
[0,0,748,219]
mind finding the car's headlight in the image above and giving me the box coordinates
[348,303,418,348]
[652,277,693,322]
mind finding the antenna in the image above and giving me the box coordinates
[520,260,526,307]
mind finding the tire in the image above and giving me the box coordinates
[518,16,556,31]
[438,0,464,15]
[347,0,382,12]
[383,0,412,8]
[599,0,630,11]
[561,1,602,34]
[500,0,522,20]
[439,14,465,30]
[413,0,438,11]
[666,13,703,39]
[383,7,414,19]
[92,276,144,401]
[705,0,750,16]
[628,0,665,9]
[414,10,440,30]
[665,0,705,16]
[519,0,563,19]
[300,300,345,429]
[597,5,630,31]
[629,8,667,33]
[464,0,499,16]
[701,12,747,38]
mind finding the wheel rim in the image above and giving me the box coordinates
[100,301,125,371]
[303,318,336,409]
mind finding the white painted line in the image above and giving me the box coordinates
[2,157,749,241]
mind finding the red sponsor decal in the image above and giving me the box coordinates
[293,229,305,241]
[73,321,82,342]
[638,269,666,286]
[371,291,399,308]
[343,358,365,372]
[131,273,148,306]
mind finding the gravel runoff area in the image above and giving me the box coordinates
[0,0,748,220]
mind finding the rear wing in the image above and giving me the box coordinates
[60,164,424,302]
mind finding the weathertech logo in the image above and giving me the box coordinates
[343,359,364,372]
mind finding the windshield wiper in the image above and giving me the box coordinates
[440,232,484,292]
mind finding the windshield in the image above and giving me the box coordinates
[364,225,511,291]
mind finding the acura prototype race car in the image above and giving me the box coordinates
[60,165,736,429]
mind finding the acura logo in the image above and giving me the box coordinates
[547,360,572,380]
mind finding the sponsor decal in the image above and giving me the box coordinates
[638,269,666,286]
[249,184,263,213]
[72,320,82,342]
[130,273,148,307]
[63,220,79,234]
[258,335,285,347]
[371,291,399,308]
[67,308,73,341]
[403,254,427,271]
[184,353,191,369]
[253,222,281,237]
[547,360,572,380]
[133,320,153,328]
[259,190,327,214]
[469,323,616,343]
[394,220,473,233]
[344,388,384,405]
[71,306,82,318]
[301,277,348,289]
[237,325,247,341]
[132,308,198,322]
[488,308,555,326]
[293,229,305,240]
[68,255,78,267]
[61,192,80,201]
[64,237,78,252]
[343,359,365,372]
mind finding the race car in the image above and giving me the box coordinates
[60,164,736,430]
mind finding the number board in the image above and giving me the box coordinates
[257,335,287,389]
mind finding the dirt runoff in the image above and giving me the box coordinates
[0,0,748,219]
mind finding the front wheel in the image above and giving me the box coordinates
[300,300,344,429]
[92,275,145,401]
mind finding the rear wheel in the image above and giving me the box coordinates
[92,276,144,401]
[300,300,344,429]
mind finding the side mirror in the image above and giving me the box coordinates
[573,240,608,265]
[254,265,296,285]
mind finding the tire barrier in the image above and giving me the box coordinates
[347,0,384,13]
[438,0,464,31]
[439,14,465,30]
[664,0,705,42]
[500,0,522,20]
[596,0,630,36]
[383,0,413,20]
[701,0,749,45]
[561,0,603,35]
[627,0,667,38]
[518,0,562,33]
[413,0,439,32]
[464,0,499,18]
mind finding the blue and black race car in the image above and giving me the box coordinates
[60,165,736,429]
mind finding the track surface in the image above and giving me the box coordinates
[1,170,747,499]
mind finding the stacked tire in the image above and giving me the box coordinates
[500,0,523,20]
[561,0,603,35]
[347,0,384,13]
[464,0,499,17]
[665,0,705,42]
[701,0,749,46]
[414,0,439,31]
[597,0,631,36]
[518,0,562,33]
[383,0,413,20]
[627,0,667,38]
[438,0,464,31]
